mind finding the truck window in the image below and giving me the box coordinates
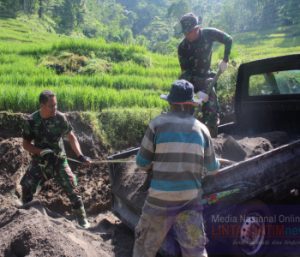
[249,70,300,96]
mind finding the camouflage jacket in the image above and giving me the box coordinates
[178,27,232,78]
[22,111,72,157]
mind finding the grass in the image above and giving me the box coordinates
[0,16,179,113]
[0,15,300,148]
[232,24,300,61]
[99,107,162,149]
[0,86,167,112]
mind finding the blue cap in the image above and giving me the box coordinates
[160,79,200,106]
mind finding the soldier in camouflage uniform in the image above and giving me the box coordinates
[21,90,91,228]
[178,12,232,137]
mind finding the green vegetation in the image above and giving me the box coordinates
[100,108,162,149]
[1,15,300,149]
[0,17,174,113]
[233,24,300,60]
[1,1,299,54]
[249,70,300,96]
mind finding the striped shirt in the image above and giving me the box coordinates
[136,111,219,211]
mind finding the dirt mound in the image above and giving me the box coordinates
[0,137,30,196]
[111,155,150,211]
[213,131,289,161]
[0,112,134,257]
[0,199,134,257]
[0,138,111,217]
[0,112,111,216]
[0,109,291,257]
[0,201,132,257]
[65,112,107,160]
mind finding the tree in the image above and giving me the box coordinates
[53,0,86,34]
[277,0,300,25]
[167,0,189,21]
[0,0,22,17]
[135,35,149,47]
[38,0,44,18]
[58,0,75,33]
[21,0,38,14]
[122,28,134,44]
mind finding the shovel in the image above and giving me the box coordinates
[196,68,222,104]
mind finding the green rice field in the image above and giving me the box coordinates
[1,16,300,113]
[1,16,300,148]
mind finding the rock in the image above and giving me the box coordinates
[221,135,247,161]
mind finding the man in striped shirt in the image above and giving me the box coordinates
[133,79,220,257]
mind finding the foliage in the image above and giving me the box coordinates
[0,85,168,112]
[40,52,88,74]
[1,16,300,149]
[79,111,110,148]
[100,108,161,149]
[2,0,300,54]
[203,0,300,33]
[78,58,112,75]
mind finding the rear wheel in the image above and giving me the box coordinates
[232,200,271,257]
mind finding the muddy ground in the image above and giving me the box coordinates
[0,112,135,257]
[0,111,299,257]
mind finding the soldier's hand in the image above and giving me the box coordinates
[205,77,214,86]
[40,148,56,164]
[78,154,91,165]
[40,148,54,157]
[197,91,209,103]
[218,60,228,73]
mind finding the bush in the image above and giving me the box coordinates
[99,108,161,150]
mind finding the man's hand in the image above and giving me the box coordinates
[40,149,54,157]
[40,148,56,164]
[197,91,209,103]
[78,154,91,165]
[218,60,228,73]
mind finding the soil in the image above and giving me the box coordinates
[109,131,292,216]
[0,111,295,257]
[0,112,135,257]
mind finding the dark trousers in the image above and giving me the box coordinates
[180,72,220,137]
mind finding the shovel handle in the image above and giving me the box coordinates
[207,68,222,94]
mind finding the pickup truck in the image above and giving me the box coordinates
[107,54,300,257]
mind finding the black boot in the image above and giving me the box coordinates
[73,206,90,229]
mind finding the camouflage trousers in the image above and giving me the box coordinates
[200,89,219,137]
[180,72,220,137]
[20,158,84,210]
[133,209,208,257]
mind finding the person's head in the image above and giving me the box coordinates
[160,79,199,114]
[180,12,200,42]
[39,90,57,118]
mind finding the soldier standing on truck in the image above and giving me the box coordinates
[20,90,91,228]
[178,12,232,137]
[133,80,220,257]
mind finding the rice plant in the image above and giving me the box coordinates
[0,16,299,115]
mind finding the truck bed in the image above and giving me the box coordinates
[108,130,300,227]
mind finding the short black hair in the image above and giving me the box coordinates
[39,90,56,104]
